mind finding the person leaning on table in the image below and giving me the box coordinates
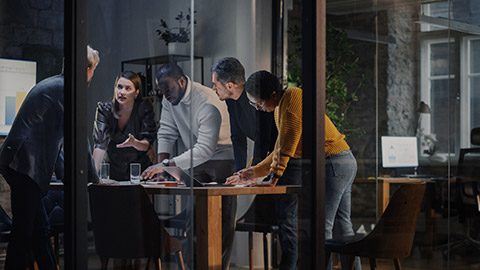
[226,70,302,270]
[210,57,277,172]
[0,45,100,270]
[141,62,235,270]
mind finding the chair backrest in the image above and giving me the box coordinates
[361,183,426,259]
[89,184,164,259]
[456,127,480,207]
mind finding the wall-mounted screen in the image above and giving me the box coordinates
[381,136,419,168]
[0,58,36,135]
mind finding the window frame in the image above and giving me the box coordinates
[461,35,480,148]
[419,37,457,156]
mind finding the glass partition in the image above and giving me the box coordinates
[327,0,480,269]
[86,0,197,268]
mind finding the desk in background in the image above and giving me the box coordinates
[355,177,428,219]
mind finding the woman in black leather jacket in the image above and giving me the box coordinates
[93,71,157,181]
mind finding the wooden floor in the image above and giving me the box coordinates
[1,254,478,269]
[2,242,480,269]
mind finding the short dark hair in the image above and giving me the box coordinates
[155,62,186,82]
[210,57,245,85]
[245,70,281,100]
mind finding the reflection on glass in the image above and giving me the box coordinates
[430,42,455,77]
[471,39,480,74]
[431,79,456,154]
[471,77,480,128]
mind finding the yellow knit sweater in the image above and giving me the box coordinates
[252,87,303,178]
[325,115,350,157]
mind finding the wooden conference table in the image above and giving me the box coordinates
[51,182,300,270]
[145,185,300,269]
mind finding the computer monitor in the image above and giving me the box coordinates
[381,136,419,168]
[0,58,36,136]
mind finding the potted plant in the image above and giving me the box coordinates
[287,22,367,138]
[156,8,196,55]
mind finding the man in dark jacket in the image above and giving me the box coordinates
[0,45,99,269]
[210,57,277,171]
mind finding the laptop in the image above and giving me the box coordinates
[162,166,238,187]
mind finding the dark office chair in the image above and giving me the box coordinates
[445,127,480,256]
[326,183,426,270]
[89,184,185,270]
[235,195,279,270]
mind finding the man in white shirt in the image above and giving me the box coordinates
[142,63,235,269]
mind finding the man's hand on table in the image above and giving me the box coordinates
[142,159,177,181]
[141,164,166,180]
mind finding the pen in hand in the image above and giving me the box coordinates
[239,157,254,181]
[246,157,253,169]
[226,157,254,185]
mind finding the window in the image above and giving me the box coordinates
[461,37,480,147]
[420,38,456,155]
[419,0,480,156]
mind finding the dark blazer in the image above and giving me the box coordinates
[226,90,277,171]
[0,75,65,193]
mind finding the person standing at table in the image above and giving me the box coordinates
[92,70,157,181]
[210,57,277,171]
[323,115,361,270]
[226,70,302,270]
[142,62,235,269]
[227,71,360,269]
[0,45,100,270]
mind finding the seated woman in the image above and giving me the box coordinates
[93,71,157,181]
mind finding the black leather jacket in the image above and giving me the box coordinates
[93,99,157,181]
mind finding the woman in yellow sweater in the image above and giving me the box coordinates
[226,70,302,270]
[325,115,361,269]
[227,70,360,269]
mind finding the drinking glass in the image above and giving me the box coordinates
[100,163,110,180]
[130,163,141,184]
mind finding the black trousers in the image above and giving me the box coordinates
[2,166,56,270]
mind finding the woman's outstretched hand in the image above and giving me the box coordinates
[116,133,138,149]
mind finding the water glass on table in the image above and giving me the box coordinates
[100,163,110,181]
[130,163,141,184]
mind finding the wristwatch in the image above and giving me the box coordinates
[161,159,170,167]
[262,172,281,182]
